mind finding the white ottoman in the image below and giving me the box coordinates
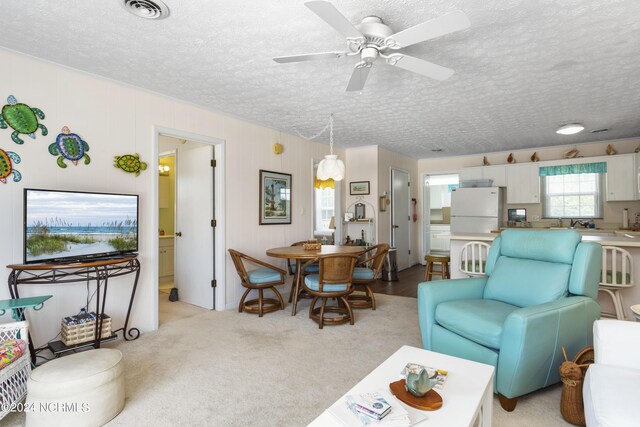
[26,348,125,427]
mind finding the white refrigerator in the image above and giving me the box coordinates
[451,187,503,233]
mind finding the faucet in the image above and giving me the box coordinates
[570,219,590,228]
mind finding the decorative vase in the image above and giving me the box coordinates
[405,367,438,397]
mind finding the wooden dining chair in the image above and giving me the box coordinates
[302,254,358,329]
[287,241,320,275]
[287,241,320,303]
[348,243,389,310]
[228,249,286,317]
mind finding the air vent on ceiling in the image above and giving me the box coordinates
[123,0,170,20]
[590,128,610,134]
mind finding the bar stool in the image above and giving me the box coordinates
[424,253,450,281]
[459,241,492,277]
[599,246,634,320]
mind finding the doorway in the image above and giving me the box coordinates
[391,168,410,270]
[153,128,225,329]
[422,173,459,262]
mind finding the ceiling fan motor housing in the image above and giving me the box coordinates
[356,16,393,49]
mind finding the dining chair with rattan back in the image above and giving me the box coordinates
[229,249,286,317]
[302,253,358,329]
[348,243,389,310]
[286,241,320,303]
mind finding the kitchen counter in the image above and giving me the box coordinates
[449,231,640,320]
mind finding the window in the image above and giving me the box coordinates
[542,173,603,218]
[314,186,335,231]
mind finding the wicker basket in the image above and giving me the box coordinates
[303,242,322,250]
[61,314,112,346]
[559,345,595,426]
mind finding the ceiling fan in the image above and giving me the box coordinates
[273,1,471,92]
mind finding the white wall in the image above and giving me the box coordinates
[0,48,337,347]
[343,146,378,244]
[418,138,640,228]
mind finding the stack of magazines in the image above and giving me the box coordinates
[327,389,426,426]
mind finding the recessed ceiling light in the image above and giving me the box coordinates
[123,0,170,20]
[556,123,585,135]
[431,148,443,152]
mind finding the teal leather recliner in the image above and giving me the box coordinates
[418,230,601,410]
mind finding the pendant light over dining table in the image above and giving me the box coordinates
[316,113,345,181]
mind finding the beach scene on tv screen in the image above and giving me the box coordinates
[25,191,138,262]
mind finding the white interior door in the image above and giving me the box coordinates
[175,145,214,309]
[392,169,410,270]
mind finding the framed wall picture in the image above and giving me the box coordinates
[350,181,370,195]
[259,170,292,225]
[354,203,366,220]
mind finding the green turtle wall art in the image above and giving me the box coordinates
[0,148,21,184]
[114,153,147,176]
[48,126,90,168]
[0,95,47,144]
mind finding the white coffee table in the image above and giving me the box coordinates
[309,345,495,426]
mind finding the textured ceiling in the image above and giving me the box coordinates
[1,0,639,158]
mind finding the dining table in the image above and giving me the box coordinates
[266,244,366,315]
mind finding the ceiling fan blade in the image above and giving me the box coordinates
[386,54,454,81]
[273,51,346,63]
[305,1,364,40]
[346,63,371,92]
[384,11,470,49]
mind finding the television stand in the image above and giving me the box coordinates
[7,256,141,364]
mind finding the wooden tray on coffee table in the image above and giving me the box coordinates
[389,379,443,411]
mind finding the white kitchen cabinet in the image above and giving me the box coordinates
[606,154,636,201]
[159,237,175,277]
[430,225,451,252]
[482,165,507,187]
[506,163,540,204]
[459,167,482,182]
[459,165,506,187]
[430,185,443,209]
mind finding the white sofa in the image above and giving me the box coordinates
[583,319,640,427]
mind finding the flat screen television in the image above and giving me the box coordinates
[24,189,139,264]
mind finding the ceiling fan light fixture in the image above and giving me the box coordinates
[556,123,585,135]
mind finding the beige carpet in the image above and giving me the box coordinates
[4,294,571,426]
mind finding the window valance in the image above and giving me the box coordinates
[539,162,607,177]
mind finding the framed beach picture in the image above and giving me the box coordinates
[259,170,292,225]
[350,181,370,195]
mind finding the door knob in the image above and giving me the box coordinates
[392,225,399,229]
[175,232,182,237]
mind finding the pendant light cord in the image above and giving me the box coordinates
[329,113,334,155]
[291,113,334,145]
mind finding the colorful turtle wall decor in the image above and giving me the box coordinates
[48,126,90,168]
[0,148,22,184]
[114,153,147,176]
[0,95,47,144]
